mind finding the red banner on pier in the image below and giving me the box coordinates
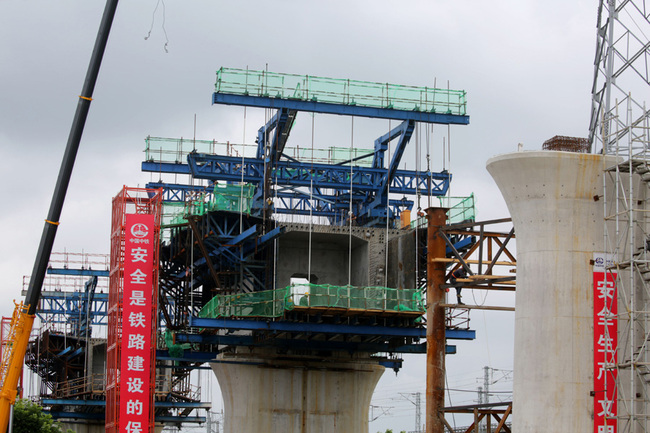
[593,253,617,433]
[120,214,155,433]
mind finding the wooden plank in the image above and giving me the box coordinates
[440,304,515,312]
[494,404,512,433]
[444,284,516,291]
[430,258,516,266]
[469,274,512,280]
[453,278,516,285]
[443,229,516,238]
[441,414,455,433]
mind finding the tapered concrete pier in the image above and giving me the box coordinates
[211,349,384,433]
[487,150,612,432]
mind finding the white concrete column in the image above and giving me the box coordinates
[60,422,105,433]
[487,151,613,432]
[211,350,384,433]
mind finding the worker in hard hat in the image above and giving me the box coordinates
[450,267,467,305]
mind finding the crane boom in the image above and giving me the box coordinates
[0,0,119,430]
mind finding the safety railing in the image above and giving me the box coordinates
[145,136,374,167]
[199,284,425,319]
[53,374,106,398]
[410,193,476,229]
[215,67,467,115]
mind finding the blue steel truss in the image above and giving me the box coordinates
[144,70,468,226]
[26,290,108,326]
[143,155,448,224]
[140,70,476,366]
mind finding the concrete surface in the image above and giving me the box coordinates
[487,150,612,432]
[211,349,384,433]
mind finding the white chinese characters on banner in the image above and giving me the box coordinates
[121,214,154,433]
[593,253,617,433]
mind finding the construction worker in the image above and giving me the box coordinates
[450,267,467,305]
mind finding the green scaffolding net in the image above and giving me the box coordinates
[163,183,256,227]
[145,136,374,167]
[215,67,467,116]
[198,284,425,319]
[410,194,476,228]
[438,194,476,224]
[145,136,252,163]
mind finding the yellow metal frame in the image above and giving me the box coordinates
[0,302,34,432]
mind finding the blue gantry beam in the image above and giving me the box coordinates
[212,93,469,125]
[189,316,475,340]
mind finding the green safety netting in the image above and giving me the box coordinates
[198,284,425,319]
[144,136,245,164]
[163,183,256,227]
[164,329,190,358]
[145,136,374,167]
[215,67,467,116]
[439,193,476,224]
[410,194,476,228]
[295,146,374,167]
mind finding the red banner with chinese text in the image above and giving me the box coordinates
[594,253,617,433]
[120,214,155,433]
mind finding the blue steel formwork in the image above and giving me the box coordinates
[144,67,468,226]
[144,68,477,377]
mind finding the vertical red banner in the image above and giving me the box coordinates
[121,214,155,433]
[594,253,617,433]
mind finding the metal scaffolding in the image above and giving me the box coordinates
[593,1,650,432]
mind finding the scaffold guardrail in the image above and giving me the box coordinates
[199,284,425,319]
[215,67,467,116]
[144,136,374,167]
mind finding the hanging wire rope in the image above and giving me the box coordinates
[190,222,194,318]
[415,123,421,293]
[384,119,392,288]
[308,113,315,283]
[348,117,354,287]
[272,127,280,291]
[144,0,169,53]
[240,107,246,235]
[427,122,432,208]
[445,373,457,429]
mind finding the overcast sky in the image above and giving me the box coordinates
[1,0,597,430]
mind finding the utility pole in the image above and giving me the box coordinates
[483,366,490,405]
[400,392,423,433]
[415,392,421,433]
[425,207,447,433]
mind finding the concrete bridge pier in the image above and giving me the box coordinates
[211,349,385,433]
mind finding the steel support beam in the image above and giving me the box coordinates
[213,93,470,125]
[188,317,475,340]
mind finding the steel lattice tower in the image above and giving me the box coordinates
[594,1,650,433]
[589,0,650,155]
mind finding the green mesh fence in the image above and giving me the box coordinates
[144,136,244,163]
[438,194,476,224]
[295,146,374,167]
[145,136,373,167]
[163,183,255,227]
[215,67,467,116]
[198,284,425,319]
[410,194,476,228]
